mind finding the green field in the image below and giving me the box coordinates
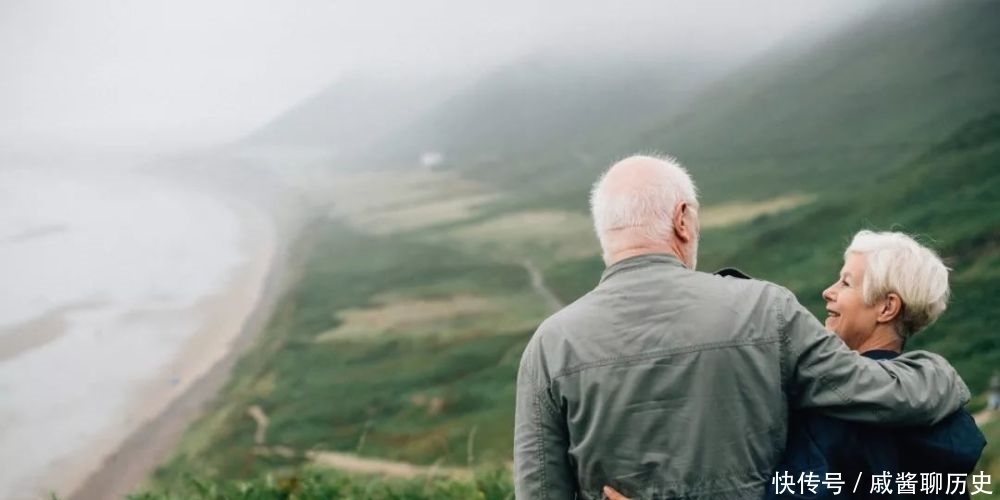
[151,221,548,489]
[142,1,999,497]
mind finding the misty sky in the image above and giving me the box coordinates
[0,0,876,149]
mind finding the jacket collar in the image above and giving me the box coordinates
[600,253,686,284]
[862,349,900,360]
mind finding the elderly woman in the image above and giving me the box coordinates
[605,230,985,500]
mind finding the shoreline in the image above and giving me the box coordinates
[65,182,306,500]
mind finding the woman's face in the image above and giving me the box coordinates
[822,252,883,350]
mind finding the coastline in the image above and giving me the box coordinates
[64,186,301,500]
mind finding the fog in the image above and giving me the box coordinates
[0,0,878,151]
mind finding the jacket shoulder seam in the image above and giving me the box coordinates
[551,336,781,381]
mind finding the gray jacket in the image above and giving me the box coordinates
[513,254,970,500]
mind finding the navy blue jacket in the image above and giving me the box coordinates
[766,350,986,500]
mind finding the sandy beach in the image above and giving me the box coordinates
[0,171,291,500]
[51,185,294,500]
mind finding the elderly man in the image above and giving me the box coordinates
[513,155,970,500]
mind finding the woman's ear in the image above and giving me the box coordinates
[878,292,903,324]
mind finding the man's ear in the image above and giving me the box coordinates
[877,292,903,324]
[673,202,693,243]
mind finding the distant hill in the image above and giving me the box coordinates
[494,0,1000,387]
[337,0,1000,211]
[628,0,1000,204]
[245,74,458,167]
[358,53,730,187]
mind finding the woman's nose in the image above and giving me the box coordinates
[822,285,835,302]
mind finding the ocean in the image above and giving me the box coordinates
[0,163,274,499]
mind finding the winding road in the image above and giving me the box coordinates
[522,259,564,313]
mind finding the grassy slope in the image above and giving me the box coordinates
[707,110,1000,476]
[721,113,1000,389]
[631,0,1000,204]
[488,0,1000,212]
[153,222,543,488]
[540,113,1000,394]
[143,114,1000,495]
[132,470,514,500]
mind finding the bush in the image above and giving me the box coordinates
[132,469,514,500]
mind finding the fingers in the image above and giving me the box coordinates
[603,486,632,500]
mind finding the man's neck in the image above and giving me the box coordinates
[607,243,686,268]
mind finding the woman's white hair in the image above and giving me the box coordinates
[846,230,950,338]
[589,155,698,259]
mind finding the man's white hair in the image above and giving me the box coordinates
[846,230,950,338]
[589,155,699,258]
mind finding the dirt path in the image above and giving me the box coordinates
[306,450,473,479]
[252,443,476,479]
[247,405,270,445]
[522,259,564,313]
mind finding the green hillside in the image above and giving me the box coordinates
[151,222,543,488]
[427,0,1000,211]
[141,113,1000,499]
[632,0,1000,204]
[731,113,1000,386]
[140,1,999,497]
[536,111,1000,390]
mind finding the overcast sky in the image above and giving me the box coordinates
[0,0,878,150]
